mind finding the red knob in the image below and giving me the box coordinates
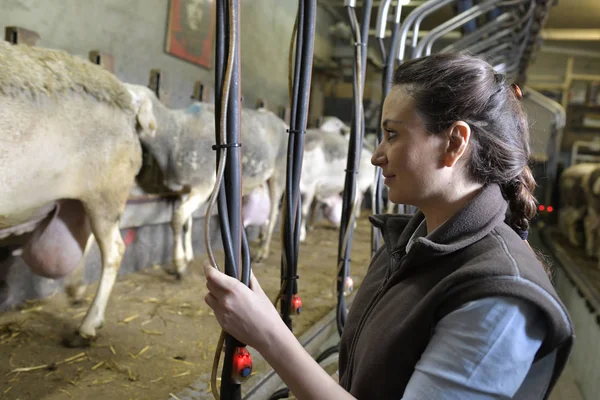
[290,294,303,314]
[231,347,252,384]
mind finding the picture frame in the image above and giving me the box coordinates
[165,0,215,69]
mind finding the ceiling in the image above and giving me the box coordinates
[315,0,600,77]
[318,0,600,39]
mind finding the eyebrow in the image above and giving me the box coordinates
[382,119,403,129]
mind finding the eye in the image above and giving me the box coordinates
[384,129,397,140]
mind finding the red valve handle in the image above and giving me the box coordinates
[231,347,252,384]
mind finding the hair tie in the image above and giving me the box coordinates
[511,83,523,100]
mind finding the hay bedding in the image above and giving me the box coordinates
[0,216,373,399]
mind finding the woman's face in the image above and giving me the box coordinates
[372,86,448,207]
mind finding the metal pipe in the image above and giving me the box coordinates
[372,0,403,255]
[396,0,454,63]
[375,0,393,39]
[463,1,534,56]
[440,12,514,53]
[415,0,506,58]
[336,1,366,335]
[456,0,477,34]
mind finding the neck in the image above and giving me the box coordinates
[419,182,484,234]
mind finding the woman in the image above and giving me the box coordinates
[204,53,574,399]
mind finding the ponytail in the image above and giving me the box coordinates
[502,165,537,235]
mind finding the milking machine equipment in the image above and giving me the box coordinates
[309,0,374,374]
[334,0,372,336]
[203,0,252,399]
[267,1,317,399]
[371,0,405,255]
[277,0,316,335]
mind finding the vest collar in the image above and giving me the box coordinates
[369,184,508,257]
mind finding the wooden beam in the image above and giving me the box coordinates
[89,51,115,73]
[4,26,40,45]
[149,69,163,100]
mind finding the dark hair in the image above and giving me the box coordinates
[392,53,536,234]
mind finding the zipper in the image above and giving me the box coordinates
[343,251,405,389]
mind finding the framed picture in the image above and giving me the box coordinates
[165,0,215,69]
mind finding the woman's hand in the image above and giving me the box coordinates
[203,261,286,353]
[204,261,357,400]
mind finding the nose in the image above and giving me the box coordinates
[371,142,387,167]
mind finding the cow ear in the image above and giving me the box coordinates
[137,96,157,136]
[128,88,157,137]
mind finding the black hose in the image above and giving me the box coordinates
[315,344,340,364]
[372,7,402,255]
[281,0,305,332]
[268,2,316,399]
[214,0,235,275]
[216,1,244,399]
[280,0,316,333]
[267,388,290,400]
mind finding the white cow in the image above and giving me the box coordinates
[0,41,156,343]
[124,85,290,272]
[299,127,375,241]
[558,163,600,248]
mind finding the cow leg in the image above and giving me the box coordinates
[299,187,316,243]
[184,216,194,264]
[65,234,96,304]
[74,206,125,342]
[307,198,319,232]
[254,177,283,263]
[0,247,15,307]
[355,192,363,220]
[172,188,210,278]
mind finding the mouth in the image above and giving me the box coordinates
[383,174,396,185]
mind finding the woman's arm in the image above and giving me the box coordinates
[402,296,549,400]
[203,263,356,400]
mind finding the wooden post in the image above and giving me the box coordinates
[278,105,291,125]
[4,26,40,45]
[255,98,267,109]
[191,81,212,102]
[149,69,164,102]
[89,51,115,73]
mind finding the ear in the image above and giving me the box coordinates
[128,88,157,137]
[443,121,471,168]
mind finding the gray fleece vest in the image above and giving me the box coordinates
[339,184,573,399]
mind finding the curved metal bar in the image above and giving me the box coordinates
[416,0,506,58]
[375,0,393,39]
[464,1,535,56]
[440,12,515,53]
[396,0,454,63]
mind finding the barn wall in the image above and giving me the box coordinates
[0,0,335,110]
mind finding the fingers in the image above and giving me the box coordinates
[205,292,219,311]
[203,260,240,295]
